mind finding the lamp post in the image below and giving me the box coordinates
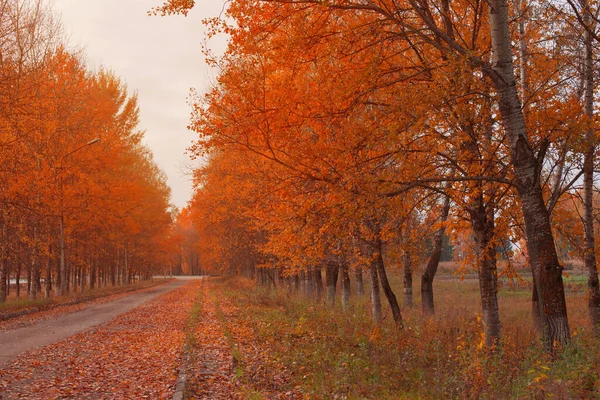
[58,138,100,296]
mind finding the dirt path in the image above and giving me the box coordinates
[0,279,203,399]
[0,279,187,366]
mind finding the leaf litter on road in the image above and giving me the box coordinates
[0,280,202,399]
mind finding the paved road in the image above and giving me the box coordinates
[0,278,201,366]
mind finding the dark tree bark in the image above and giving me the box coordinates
[340,261,350,311]
[488,0,570,349]
[403,250,413,309]
[90,260,96,290]
[369,263,382,324]
[325,261,339,306]
[314,265,323,302]
[45,251,51,299]
[0,221,6,303]
[16,264,21,298]
[375,238,402,324]
[469,200,501,348]
[355,268,364,297]
[294,273,300,292]
[421,195,451,315]
[581,0,600,330]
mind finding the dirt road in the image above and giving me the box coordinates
[0,279,188,366]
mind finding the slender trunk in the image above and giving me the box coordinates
[488,0,570,349]
[30,260,37,300]
[59,215,67,295]
[376,238,402,324]
[0,219,7,303]
[355,268,364,297]
[26,263,31,295]
[16,266,21,298]
[369,263,382,324]
[45,248,51,299]
[30,224,38,301]
[54,252,60,297]
[116,247,120,285]
[111,257,116,287]
[582,0,600,329]
[305,268,314,298]
[90,261,96,290]
[293,274,300,292]
[403,251,413,308]
[341,261,350,311]
[124,246,129,285]
[314,265,323,302]
[421,195,451,315]
[325,261,338,306]
[299,270,306,295]
[73,266,78,293]
[469,201,501,348]
[0,262,5,303]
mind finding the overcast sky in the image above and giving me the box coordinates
[52,0,228,209]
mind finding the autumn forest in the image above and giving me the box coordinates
[2,0,600,398]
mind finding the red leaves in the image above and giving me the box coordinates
[0,281,202,399]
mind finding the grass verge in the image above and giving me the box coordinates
[208,276,600,399]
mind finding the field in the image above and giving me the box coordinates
[196,270,600,399]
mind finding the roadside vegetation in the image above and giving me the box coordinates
[203,276,599,399]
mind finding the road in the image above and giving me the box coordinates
[0,277,202,367]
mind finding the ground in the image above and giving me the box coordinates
[1,272,599,399]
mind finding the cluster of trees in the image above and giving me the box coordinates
[159,0,600,352]
[0,0,174,302]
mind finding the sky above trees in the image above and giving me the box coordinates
[53,0,228,207]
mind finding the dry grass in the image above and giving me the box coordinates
[0,278,171,314]
[207,273,600,399]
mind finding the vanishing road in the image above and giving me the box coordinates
[0,277,201,366]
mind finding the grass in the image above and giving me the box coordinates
[0,278,171,314]
[208,273,600,399]
[0,297,53,312]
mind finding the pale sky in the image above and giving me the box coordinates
[53,0,228,208]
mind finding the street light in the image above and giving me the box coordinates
[58,138,100,296]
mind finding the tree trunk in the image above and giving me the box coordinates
[375,238,402,324]
[90,261,96,290]
[59,215,67,295]
[30,224,39,301]
[45,249,51,299]
[0,219,7,303]
[26,263,31,296]
[369,263,382,324]
[403,251,413,309]
[469,201,501,348]
[124,246,129,285]
[582,0,600,329]
[73,266,78,293]
[16,265,21,298]
[305,268,314,298]
[488,0,570,349]
[421,195,451,315]
[314,265,323,302]
[54,252,61,297]
[299,270,306,295]
[355,268,364,297]
[325,261,338,306]
[341,262,350,311]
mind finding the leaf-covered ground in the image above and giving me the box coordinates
[0,279,171,333]
[0,280,202,399]
[185,278,299,399]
